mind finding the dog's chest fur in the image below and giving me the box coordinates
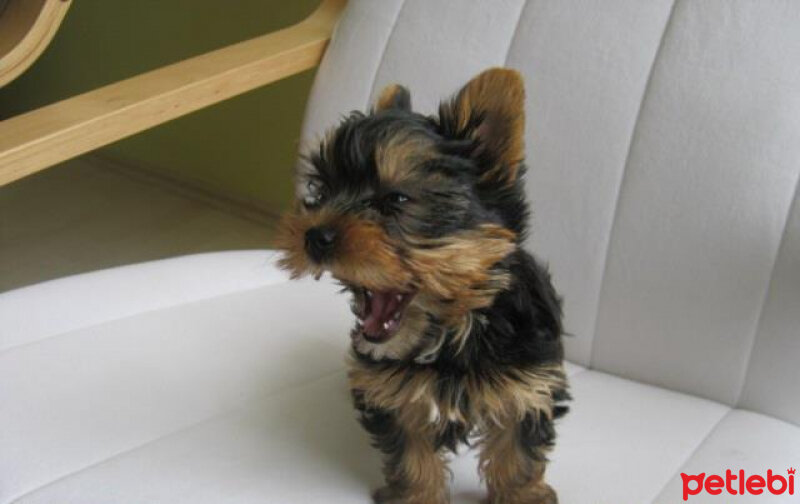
[348,249,568,449]
[349,358,567,450]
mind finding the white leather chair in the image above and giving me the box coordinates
[2,1,799,502]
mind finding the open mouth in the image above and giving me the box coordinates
[353,287,416,343]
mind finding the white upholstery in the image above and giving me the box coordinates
[739,193,800,424]
[0,251,287,352]
[3,1,800,502]
[590,0,800,405]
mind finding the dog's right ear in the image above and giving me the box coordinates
[374,84,412,112]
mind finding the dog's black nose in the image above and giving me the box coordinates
[305,226,337,262]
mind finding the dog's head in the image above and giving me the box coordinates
[276,68,529,361]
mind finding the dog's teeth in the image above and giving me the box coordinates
[396,294,403,302]
[365,290,372,298]
[383,321,390,330]
[357,318,364,325]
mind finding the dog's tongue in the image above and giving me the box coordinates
[363,290,401,338]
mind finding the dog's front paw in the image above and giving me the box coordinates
[487,483,557,504]
[535,484,558,504]
[372,485,449,504]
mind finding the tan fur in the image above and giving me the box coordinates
[375,83,407,112]
[480,421,531,486]
[481,423,555,504]
[374,132,436,185]
[274,208,412,290]
[272,203,327,278]
[449,68,525,185]
[476,369,563,504]
[371,397,449,503]
[349,360,566,432]
[406,224,517,323]
[276,207,515,319]
[392,423,449,504]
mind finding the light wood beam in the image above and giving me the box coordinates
[0,0,346,187]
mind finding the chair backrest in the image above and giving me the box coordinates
[300,0,800,425]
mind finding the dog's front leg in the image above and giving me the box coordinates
[479,411,558,504]
[372,417,448,504]
[355,398,449,504]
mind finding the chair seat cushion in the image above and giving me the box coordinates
[14,367,796,504]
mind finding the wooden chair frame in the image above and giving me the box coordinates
[0,0,71,89]
[0,0,347,187]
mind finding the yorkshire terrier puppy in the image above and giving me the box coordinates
[276,68,569,504]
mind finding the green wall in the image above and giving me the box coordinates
[0,0,321,212]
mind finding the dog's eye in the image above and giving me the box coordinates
[374,192,411,216]
[385,192,410,205]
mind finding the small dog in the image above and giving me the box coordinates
[276,68,569,504]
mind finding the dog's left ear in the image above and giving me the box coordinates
[374,84,412,112]
[439,68,525,185]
